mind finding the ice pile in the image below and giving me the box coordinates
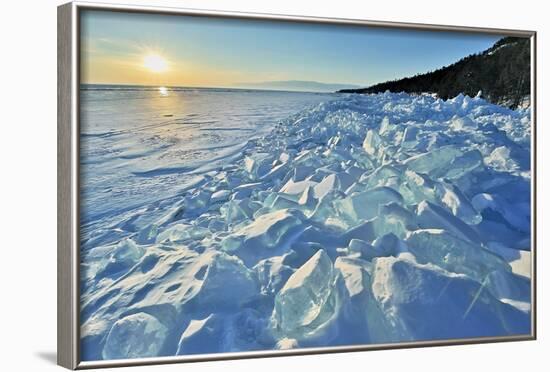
[80,92,532,360]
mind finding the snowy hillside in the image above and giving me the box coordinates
[80,92,532,360]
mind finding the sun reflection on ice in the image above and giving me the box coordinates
[158,86,169,96]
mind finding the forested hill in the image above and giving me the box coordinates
[339,37,531,109]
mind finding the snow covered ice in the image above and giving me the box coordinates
[80,90,531,360]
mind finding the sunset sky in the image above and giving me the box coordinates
[80,10,502,88]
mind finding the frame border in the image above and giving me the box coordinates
[57,1,537,369]
[58,2,79,369]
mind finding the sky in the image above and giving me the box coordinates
[80,10,504,89]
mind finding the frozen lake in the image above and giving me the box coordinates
[80,85,335,225]
[79,89,531,361]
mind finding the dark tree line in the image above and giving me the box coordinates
[340,37,531,109]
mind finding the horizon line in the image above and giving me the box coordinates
[80,82,346,94]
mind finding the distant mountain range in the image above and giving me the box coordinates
[339,37,531,109]
[235,80,361,93]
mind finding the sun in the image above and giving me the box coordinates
[143,54,168,73]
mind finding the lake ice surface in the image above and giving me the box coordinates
[80,86,335,226]
[79,87,531,361]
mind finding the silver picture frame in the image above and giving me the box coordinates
[57,1,537,369]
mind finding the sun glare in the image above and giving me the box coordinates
[158,86,168,96]
[143,54,168,73]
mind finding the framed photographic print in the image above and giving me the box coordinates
[57,1,536,369]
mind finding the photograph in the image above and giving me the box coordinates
[77,8,533,362]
